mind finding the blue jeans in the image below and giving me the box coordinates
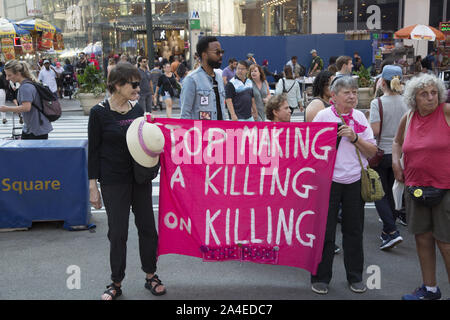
[374,154,398,234]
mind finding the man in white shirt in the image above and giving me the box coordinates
[286,56,302,78]
[335,56,353,77]
[38,60,58,95]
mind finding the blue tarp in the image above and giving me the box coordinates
[217,34,373,81]
[0,139,93,230]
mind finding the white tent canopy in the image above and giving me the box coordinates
[83,42,102,55]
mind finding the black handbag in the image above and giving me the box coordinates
[406,186,447,208]
[133,159,160,184]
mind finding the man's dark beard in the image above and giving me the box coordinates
[207,58,222,69]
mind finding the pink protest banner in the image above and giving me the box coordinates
[155,118,338,274]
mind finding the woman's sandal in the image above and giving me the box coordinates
[145,274,167,296]
[101,283,122,300]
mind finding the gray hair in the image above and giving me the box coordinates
[265,93,288,121]
[330,75,358,94]
[403,73,447,110]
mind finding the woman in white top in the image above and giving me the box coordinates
[275,65,303,115]
[369,65,409,250]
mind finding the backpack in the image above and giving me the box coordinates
[316,57,324,70]
[23,80,61,122]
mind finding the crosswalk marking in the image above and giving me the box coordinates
[1,114,307,140]
[1,113,376,209]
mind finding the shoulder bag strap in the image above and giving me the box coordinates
[336,110,365,170]
[377,97,383,145]
[21,79,45,123]
[404,110,413,139]
[399,110,414,169]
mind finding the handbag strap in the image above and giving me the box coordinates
[336,111,365,170]
[404,110,414,141]
[377,97,383,145]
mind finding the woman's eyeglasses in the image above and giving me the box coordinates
[128,81,140,89]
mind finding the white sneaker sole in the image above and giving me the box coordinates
[349,284,367,293]
[311,284,329,295]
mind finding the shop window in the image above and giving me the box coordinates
[429,0,446,29]
[266,0,306,36]
[338,0,355,32]
[339,0,400,32]
[357,0,399,32]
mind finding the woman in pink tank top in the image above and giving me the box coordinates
[392,73,450,300]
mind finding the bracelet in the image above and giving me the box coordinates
[351,135,359,144]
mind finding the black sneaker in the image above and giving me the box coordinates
[380,231,403,250]
[349,282,367,293]
[311,282,329,295]
[395,209,407,226]
[397,214,407,226]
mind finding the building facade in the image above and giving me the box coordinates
[2,0,448,58]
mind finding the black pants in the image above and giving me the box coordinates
[21,132,48,140]
[374,154,398,234]
[311,180,365,285]
[101,183,158,283]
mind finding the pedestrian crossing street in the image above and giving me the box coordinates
[0,113,375,211]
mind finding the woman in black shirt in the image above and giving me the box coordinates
[153,62,178,118]
[88,63,166,300]
[0,71,8,124]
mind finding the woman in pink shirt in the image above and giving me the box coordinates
[311,76,377,295]
[392,74,450,300]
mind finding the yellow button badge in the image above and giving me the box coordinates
[414,188,423,198]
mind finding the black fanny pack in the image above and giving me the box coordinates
[407,186,447,208]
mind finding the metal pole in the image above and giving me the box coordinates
[354,0,357,31]
[444,0,448,22]
[145,0,155,68]
[189,5,193,70]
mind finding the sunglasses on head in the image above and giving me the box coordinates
[128,81,140,89]
[330,74,350,87]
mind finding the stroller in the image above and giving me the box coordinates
[62,71,75,99]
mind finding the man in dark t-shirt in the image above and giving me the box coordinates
[225,60,256,121]
[137,56,153,113]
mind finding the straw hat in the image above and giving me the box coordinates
[126,116,165,168]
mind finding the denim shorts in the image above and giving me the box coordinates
[162,92,173,101]
[405,189,450,243]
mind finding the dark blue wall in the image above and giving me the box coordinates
[217,34,373,79]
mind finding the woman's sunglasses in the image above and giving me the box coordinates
[128,81,140,89]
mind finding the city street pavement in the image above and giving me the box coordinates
[0,97,448,301]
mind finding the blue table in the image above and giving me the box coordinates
[0,139,94,230]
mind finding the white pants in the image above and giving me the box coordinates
[0,89,6,120]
